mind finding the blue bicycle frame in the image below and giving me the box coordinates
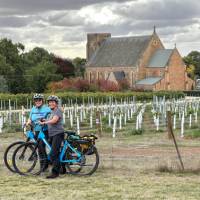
[36,131,83,164]
[26,130,36,142]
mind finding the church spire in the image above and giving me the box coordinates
[153,25,156,34]
[174,43,177,49]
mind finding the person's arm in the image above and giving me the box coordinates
[26,118,32,126]
[40,115,59,125]
[26,110,32,126]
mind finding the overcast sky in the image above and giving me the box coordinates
[0,0,199,58]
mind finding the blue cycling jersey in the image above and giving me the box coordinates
[29,105,51,131]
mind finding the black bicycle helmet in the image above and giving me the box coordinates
[47,95,59,103]
[33,93,44,100]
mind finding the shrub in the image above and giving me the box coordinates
[128,129,143,135]
[118,79,130,90]
[103,126,113,133]
[3,123,22,133]
[97,79,120,92]
[74,78,90,92]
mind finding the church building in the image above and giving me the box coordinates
[85,28,194,91]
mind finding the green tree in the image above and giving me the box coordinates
[72,57,86,77]
[0,38,24,65]
[23,47,53,68]
[23,47,64,92]
[0,54,13,76]
[183,51,200,79]
[26,61,62,92]
[0,75,8,92]
[0,38,26,93]
[186,64,195,79]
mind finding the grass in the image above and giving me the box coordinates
[184,129,200,138]
[1,169,200,200]
[2,130,200,199]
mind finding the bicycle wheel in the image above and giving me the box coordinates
[66,145,99,176]
[4,141,25,173]
[12,142,42,176]
[65,146,83,174]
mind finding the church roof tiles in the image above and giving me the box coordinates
[148,49,173,68]
[87,35,152,67]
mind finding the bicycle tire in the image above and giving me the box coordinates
[66,145,99,176]
[4,141,25,173]
[12,142,41,176]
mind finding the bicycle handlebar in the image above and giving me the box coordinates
[24,119,46,132]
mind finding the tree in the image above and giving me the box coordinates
[0,38,24,65]
[0,75,8,92]
[0,38,87,93]
[53,56,75,77]
[72,57,86,77]
[186,64,195,79]
[0,54,13,76]
[23,47,64,92]
[183,51,200,79]
[22,47,53,68]
[0,38,27,93]
[26,61,62,93]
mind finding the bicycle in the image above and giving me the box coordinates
[3,126,36,173]
[12,129,99,176]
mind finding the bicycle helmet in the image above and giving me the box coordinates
[47,95,59,103]
[33,93,44,100]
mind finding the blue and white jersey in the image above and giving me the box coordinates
[29,105,51,131]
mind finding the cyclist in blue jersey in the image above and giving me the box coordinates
[26,93,51,171]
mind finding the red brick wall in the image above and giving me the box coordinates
[166,49,185,90]
[145,67,165,77]
[85,67,138,86]
[153,49,194,91]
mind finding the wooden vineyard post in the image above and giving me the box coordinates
[167,111,184,171]
[167,111,173,139]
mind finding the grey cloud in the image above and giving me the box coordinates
[128,19,199,32]
[116,0,200,20]
[0,16,30,27]
[82,18,197,38]
[0,0,199,57]
[0,0,134,15]
[47,11,84,27]
[62,32,85,42]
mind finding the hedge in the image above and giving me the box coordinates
[0,91,185,108]
[183,90,200,97]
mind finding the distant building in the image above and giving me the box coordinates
[85,28,194,91]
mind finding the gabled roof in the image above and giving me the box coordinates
[148,49,173,68]
[87,35,152,67]
[135,77,162,85]
[113,71,125,81]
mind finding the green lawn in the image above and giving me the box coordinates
[1,169,200,200]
